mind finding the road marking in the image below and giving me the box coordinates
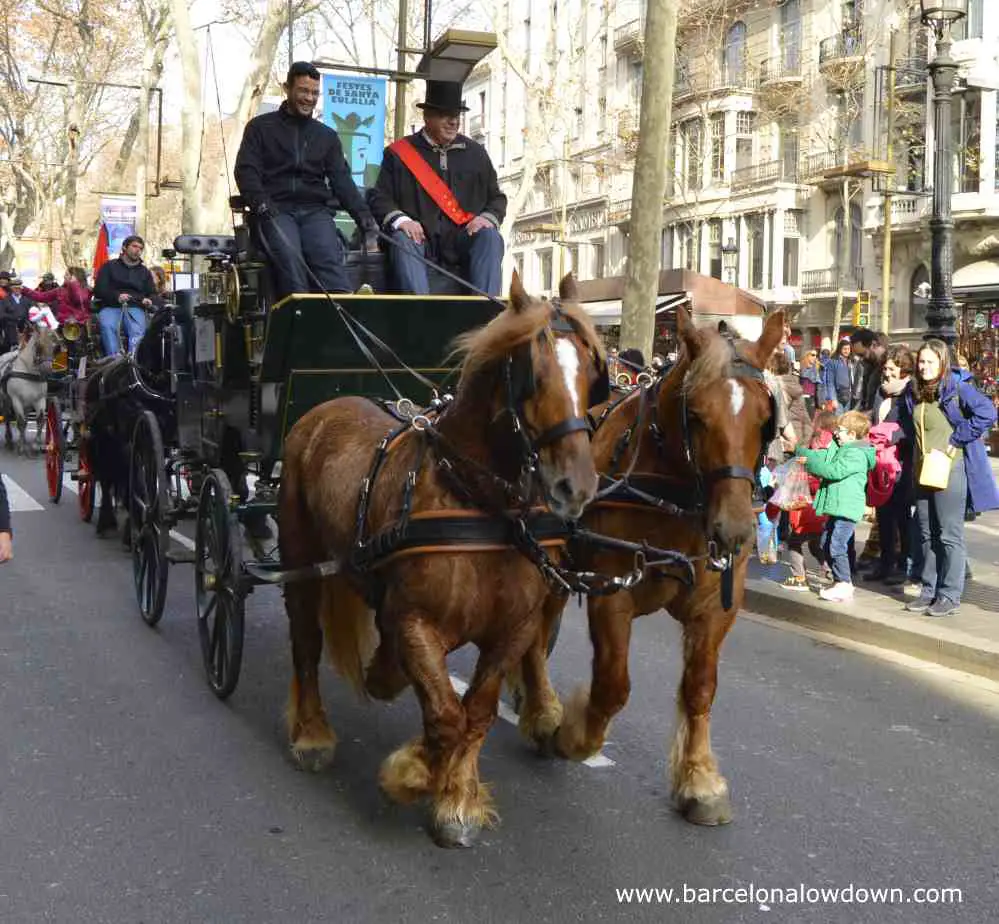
[449,674,615,768]
[1,475,43,511]
[61,473,196,551]
[967,520,999,539]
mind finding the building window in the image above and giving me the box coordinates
[513,252,524,280]
[723,22,747,85]
[779,0,802,71]
[910,265,929,327]
[710,113,726,183]
[834,204,863,278]
[953,90,981,194]
[539,250,553,292]
[661,226,674,269]
[783,237,799,287]
[953,0,983,40]
[678,224,700,271]
[679,118,702,191]
[779,116,799,181]
[567,244,580,274]
[598,95,607,135]
[590,240,605,280]
[904,128,926,191]
[708,219,722,279]
[631,61,643,106]
[735,111,755,172]
[747,216,764,289]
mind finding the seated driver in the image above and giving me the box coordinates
[368,80,506,296]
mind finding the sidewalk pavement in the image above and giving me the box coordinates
[745,517,999,682]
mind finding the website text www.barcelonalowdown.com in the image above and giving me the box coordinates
[615,884,963,906]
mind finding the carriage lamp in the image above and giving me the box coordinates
[721,238,738,285]
[920,0,967,345]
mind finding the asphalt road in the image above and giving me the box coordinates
[1,451,997,923]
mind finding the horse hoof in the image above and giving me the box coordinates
[291,744,335,773]
[430,818,481,849]
[678,793,733,826]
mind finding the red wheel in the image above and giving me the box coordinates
[44,398,64,504]
[78,436,96,523]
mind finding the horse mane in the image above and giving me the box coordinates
[450,297,604,384]
[682,329,757,397]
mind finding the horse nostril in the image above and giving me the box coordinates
[553,477,573,501]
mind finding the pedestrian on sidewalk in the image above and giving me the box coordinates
[899,340,999,616]
[799,349,821,418]
[864,345,914,585]
[796,410,876,602]
[0,468,12,563]
[777,410,836,590]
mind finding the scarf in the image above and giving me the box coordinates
[915,376,941,405]
[879,376,909,398]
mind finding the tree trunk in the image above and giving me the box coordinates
[113,30,170,178]
[620,0,677,360]
[172,0,205,232]
[203,0,289,231]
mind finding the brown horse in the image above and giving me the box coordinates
[277,273,606,848]
[514,307,783,826]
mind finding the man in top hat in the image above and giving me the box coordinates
[0,276,35,352]
[234,61,378,298]
[368,80,506,296]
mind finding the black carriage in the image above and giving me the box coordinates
[116,204,498,698]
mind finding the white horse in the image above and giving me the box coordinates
[0,325,56,455]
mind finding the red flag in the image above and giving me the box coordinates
[92,223,109,278]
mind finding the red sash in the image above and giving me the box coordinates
[389,138,474,226]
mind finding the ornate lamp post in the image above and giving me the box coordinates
[721,237,738,285]
[920,0,967,346]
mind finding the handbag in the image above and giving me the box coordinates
[917,403,955,490]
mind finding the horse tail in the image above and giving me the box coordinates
[318,576,377,698]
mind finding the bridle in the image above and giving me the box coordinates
[679,350,774,502]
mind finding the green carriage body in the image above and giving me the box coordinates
[188,290,499,470]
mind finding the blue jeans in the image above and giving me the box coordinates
[260,206,350,296]
[387,225,503,296]
[915,456,968,604]
[822,516,857,583]
[98,306,147,356]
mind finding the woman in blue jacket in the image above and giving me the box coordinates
[899,339,999,616]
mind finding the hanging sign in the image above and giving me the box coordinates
[974,311,988,331]
[99,196,137,256]
[321,74,387,189]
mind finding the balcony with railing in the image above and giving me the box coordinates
[869,193,931,227]
[801,266,864,295]
[731,158,798,190]
[800,147,895,186]
[895,57,928,96]
[614,18,644,56]
[818,30,865,83]
[759,54,803,87]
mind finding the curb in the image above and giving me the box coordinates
[744,578,999,682]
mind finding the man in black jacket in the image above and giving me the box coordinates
[93,235,157,355]
[368,80,506,296]
[234,61,377,297]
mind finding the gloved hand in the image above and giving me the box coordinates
[360,215,379,237]
[255,200,275,218]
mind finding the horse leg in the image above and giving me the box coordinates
[364,630,411,701]
[669,605,737,826]
[286,580,338,771]
[553,592,634,761]
[510,593,565,749]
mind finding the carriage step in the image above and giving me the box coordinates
[166,548,196,564]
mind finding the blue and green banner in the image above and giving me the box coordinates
[321,74,387,189]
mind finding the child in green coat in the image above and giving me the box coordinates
[796,410,876,601]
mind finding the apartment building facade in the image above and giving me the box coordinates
[463,0,997,348]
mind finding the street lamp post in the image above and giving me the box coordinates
[920,0,967,347]
[721,237,738,286]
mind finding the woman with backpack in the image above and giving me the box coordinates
[899,339,999,616]
[864,346,913,585]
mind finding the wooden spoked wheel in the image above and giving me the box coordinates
[195,469,245,700]
[44,398,64,503]
[77,436,96,523]
[129,411,170,627]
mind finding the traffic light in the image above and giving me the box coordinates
[853,290,871,328]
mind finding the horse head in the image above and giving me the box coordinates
[452,272,605,520]
[668,307,784,557]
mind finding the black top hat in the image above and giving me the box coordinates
[416,81,468,113]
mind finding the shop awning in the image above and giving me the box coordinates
[953,259,999,298]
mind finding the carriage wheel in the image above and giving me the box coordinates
[195,469,245,700]
[44,398,64,504]
[129,411,170,627]
[77,436,96,523]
